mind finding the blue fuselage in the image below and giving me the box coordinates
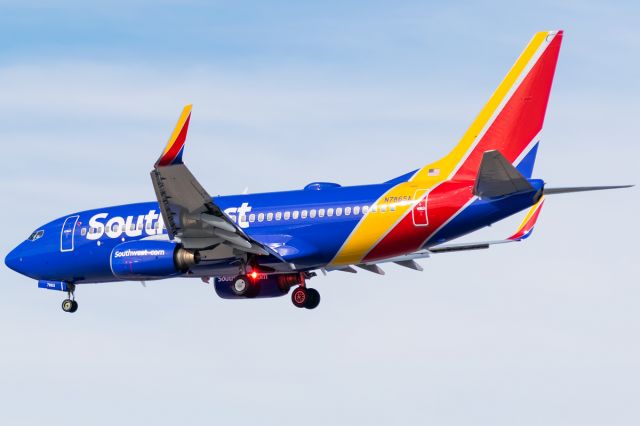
[5,179,543,284]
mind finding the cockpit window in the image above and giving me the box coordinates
[27,230,44,241]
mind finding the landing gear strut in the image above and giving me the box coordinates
[61,283,78,313]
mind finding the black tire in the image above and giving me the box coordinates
[70,300,78,313]
[304,288,320,310]
[61,299,74,313]
[291,287,308,308]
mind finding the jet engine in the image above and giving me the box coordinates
[214,273,301,299]
[110,240,198,280]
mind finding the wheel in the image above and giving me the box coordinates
[232,275,260,298]
[291,287,308,308]
[62,299,75,313]
[304,288,320,310]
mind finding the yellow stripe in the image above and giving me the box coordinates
[162,104,192,156]
[329,32,551,266]
[515,195,544,233]
[410,32,548,183]
[331,182,417,265]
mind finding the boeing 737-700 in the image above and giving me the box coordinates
[4,30,632,312]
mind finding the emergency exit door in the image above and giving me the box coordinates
[412,190,429,227]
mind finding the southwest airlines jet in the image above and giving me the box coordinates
[5,31,632,312]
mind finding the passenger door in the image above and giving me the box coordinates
[60,215,79,252]
[412,189,429,227]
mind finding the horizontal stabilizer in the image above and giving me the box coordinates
[544,185,633,195]
[473,150,534,198]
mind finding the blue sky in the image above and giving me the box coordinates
[0,1,638,425]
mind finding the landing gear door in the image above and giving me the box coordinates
[61,215,79,252]
[412,189,429,227]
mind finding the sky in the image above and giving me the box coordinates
[0,1,638,425]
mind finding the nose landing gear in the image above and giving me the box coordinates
[61,283,78,313]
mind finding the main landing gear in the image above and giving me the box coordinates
[61,283,78,313]
[291,286,320,310]
[231,270,321,309]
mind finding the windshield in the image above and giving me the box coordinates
[27,230,44,241]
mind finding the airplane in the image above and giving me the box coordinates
[4,30,632,313]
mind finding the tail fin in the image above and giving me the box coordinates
[411,31,563,184]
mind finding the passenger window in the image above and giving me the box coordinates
[249,214,256,222]
[146,221,152,229]
[310,209,316,219]
[155,221,161,230]
[345,207,351,216]
[81,228,87,236]
[336,207,343,216]
[380,205,387,213]
[390,204,396,212]
[301,210,308,219]
[293,211,299,219]
[318,208,325,218]
[275,212,282,220]
[354,206,361,215]
[239,215,247,224]
[362,205,369,214]
[137,222,143,230]
[327,208,334,217]
[371,205,378,213]
[284,211,291,220]
[258,213,265,222]
[267,212,273,221]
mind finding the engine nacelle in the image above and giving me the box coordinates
[214,273,301,299]
[110,240,198,280]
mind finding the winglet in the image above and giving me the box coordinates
[155,104,192,167]
[508,196,545,241]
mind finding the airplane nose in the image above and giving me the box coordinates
[4,246,24,274]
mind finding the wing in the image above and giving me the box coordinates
[429,195,545,252]
[150,105,282,261]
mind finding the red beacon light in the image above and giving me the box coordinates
[250,271,258,280]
